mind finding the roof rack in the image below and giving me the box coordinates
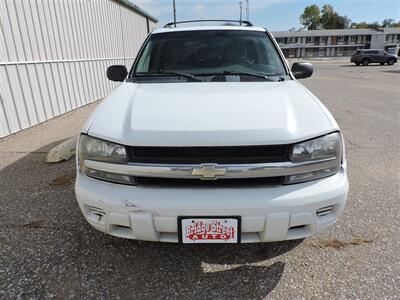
[164,20,253,28]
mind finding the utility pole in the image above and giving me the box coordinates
[246,0,249,21]
[173,0,176,27]
[239,1,243,25]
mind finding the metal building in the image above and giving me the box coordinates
[0,0,157,138]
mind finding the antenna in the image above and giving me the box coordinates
[239,1,243,25]
[172,0,177,27]
[246,0,249,21]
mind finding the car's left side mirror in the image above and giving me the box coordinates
[107,65,128,82]
[291,62,313,79]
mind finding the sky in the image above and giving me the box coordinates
[132,0,400,31]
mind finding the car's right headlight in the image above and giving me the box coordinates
[78,134,135,185]
[284,132,343,184]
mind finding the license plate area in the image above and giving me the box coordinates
[178,216,241,244]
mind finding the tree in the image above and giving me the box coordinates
[299,4,399,30]
[320,5,350,29]
[382,18,395,28]
[351,22,369,29]
[300,5,321,30]
[340,16,352,29]
[368,21,381,29]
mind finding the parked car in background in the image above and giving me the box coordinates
[75,20,348,244]
[351,49,398,66]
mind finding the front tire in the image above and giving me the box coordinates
[362,59,369,66]
[388,58,395,65]
[355,62,360,66]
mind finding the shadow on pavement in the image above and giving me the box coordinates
[339,63,398,68]
[381,69,400,74]
[0,141,302,299]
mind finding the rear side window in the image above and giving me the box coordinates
[133,30,287,76]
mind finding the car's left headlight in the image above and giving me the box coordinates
[284,132,343,184]
[78,134,135,185]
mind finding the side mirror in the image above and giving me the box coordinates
[107,65,128,82]
[291,62,313,79]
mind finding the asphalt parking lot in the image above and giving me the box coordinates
[0,61,399,299]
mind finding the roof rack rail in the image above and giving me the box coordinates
[164,20,253,28]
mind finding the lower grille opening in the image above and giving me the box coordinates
[109,224,133,237]
[287,224,311,239]
[135,176,284,187]
[316,205,334,217]
[289,225,306,230]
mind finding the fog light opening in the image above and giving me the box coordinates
[88,205,106,221]
[316,205,334,217]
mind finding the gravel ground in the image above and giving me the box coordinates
[0,62,399,299]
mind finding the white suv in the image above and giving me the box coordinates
[75,21,348,244]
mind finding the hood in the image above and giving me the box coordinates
[86,81,337,146]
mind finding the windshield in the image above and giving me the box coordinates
[131,30,287,81]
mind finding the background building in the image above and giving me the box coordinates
[272,28,400,58]
[0,0,157,138]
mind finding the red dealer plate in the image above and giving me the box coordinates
[178,217,241,244]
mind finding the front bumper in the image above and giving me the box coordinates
[75,167,348,243]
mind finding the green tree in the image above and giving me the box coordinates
[320,5,350,29]
[368,21,381,29]
[351,22,369,29]
[300,5,321,30]
[382,18,395,28]
[340,16,352,29]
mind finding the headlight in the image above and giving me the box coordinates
[78,135,135,185]
[285,132,342,184]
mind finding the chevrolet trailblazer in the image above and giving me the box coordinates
[75,20,348,244]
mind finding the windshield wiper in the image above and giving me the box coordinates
[194,71,277,81]
[132,71,204,82]
[220,71,275,81]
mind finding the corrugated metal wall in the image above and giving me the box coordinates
[0,0,157,138]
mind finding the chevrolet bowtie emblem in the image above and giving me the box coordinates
[191,164,227,180]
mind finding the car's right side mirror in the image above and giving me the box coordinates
[107,65,128,82]
[291,62,313,79]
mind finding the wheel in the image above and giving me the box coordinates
[388,58,395,65]
[362,59,369,66]
[355,62,360,66]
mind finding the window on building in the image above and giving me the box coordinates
[350,36,357,43]
[306,37,314,44]
[337,36,344,43]
[320,36,327,44]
